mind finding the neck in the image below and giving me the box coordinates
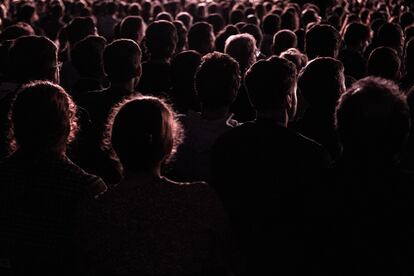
[256,109,288,127]
[201,106,230,121]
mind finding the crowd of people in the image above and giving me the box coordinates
[1,0,414,274]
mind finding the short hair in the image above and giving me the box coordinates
[9,81,78,152]
[241,23,263,48]
[367,46,400,80]
[244,56,297,111]
[103,39,141,83]
[176,12,193,30]
[272,29,298,55]
[335,77,410,158]
[280,48,308,73]
[155,11,174,22]
[8,35,58,83]
[215,25,239,53]
[71,35,106,77]
[305,24,340,59]
[262,14,281,35]
[377,22,404,52]
[65,17,96,45]
[343,22,370,48]
[188,22,214,55]
[225,33,256,73]
[119,16,145,43]
[104,95,183,173]
[195,52,241,109]
[145,20,177,59]
[0,22,35,42]
[207,13,225,34]
[298,57,345,107]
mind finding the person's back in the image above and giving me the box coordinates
[77,96,230,275]
[309,77,414,274]
[211,57,330,275]
[0,81,106,275]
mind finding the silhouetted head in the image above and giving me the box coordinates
[367,46,401,81]
[65,17,96,46]
[207,13,225,34]
[0,22,35,43]
[173,20,187,53]
[195,52,241,111]
[8,35,58,83]
[244,56,297,120]
[336,77,410,163]
[103,39,141,84]
[188,22,215,55]
[377,22,404,54]
[145,20,177,60]
[343,22,370,51]
[119,16,145,43]
[262,14,280,35]
[241,23,263,48]
[9,81,78,154]
[272,29,297,55]
[215,25,239,52]
[105,95,183,174]
[176,12,193,30]
[71,35,106,78]
[281,8,299,31]
[225,33,257,74]
[298,57,345,111]
[305,24,340,59]
[155,11,174,22]
[280,48,308,72]
[230,9,244,25]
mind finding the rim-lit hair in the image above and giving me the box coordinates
[8,81,78,153]
[102,95,183,173]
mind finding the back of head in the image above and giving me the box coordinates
[241,23,263,48]
[188,22,215,55]
[106,95,183,173]
[145,20,177,60]
[298,57,345,109]
[119,16,145,43]
[71,35,106,78]
[336,77,410,162]
[245,56,297,112]
[377,22,403,53]
[262,13,280,35]
[280,48,308,72]
[215,25,239,52]
[344,22,370,50]
[103,39,141,83]
[195,52,241,110]
[224,33,257,74]
[367,46,400,81]
[0,22,35,43]
[272,29,297,55]
[171,50,201,89]
[65,17,96,46]
[305,24,340,60]
[9,81,77,153]
[8,35,58,83]
[176,12,193,30]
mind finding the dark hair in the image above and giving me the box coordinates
[377,22,403,53]
[176,12,193,30]
[188,22,214,55]
[343,22,370,49]
[367,46,400,81]
[225,34,257,74]
[241,23,263,48]
[405,38,414,74]
[207,13,225,34]
[119,16,145,43]
[262,14,281,35]
[9,81,78,153]
[103,95,183,173]
[103,39,141,83]
[215,25,239,53]
[336,77,410,159]
[272,29,297,55]
[71,35,106,77]
[65,17,96,45]
[195,52,241,109]
[298,57,345,108]
[8,35,58,83]
[145,20,177,60]
[305,24,340,59]
[245,56,297,111]
[0,22,35,42]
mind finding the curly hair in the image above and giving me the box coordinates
[8,81,78,154]
[102,95,183,174]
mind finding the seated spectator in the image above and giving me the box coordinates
[75,39,141,186]
[0,35,59,160]
[137,20,177,95]
[76,95,231,275]
[339,22,370,80]
[367,46,401,81]
[224,33,257,122]
[118,15,146,44]
[211,56,330,276]
[171,52,240,182]
[70,35,107,104]
[310,77,413,274]
[0,22,35,43]
[305,23,340,60]
[240,23,264,58]
[295,57,345,160]
[188,22,215,55]
[0,81,106,276]
[176,11,193,30]
[169,50,202,114]
[272,29,298,55]
[261,13,281,56]
[215,24,239,53]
